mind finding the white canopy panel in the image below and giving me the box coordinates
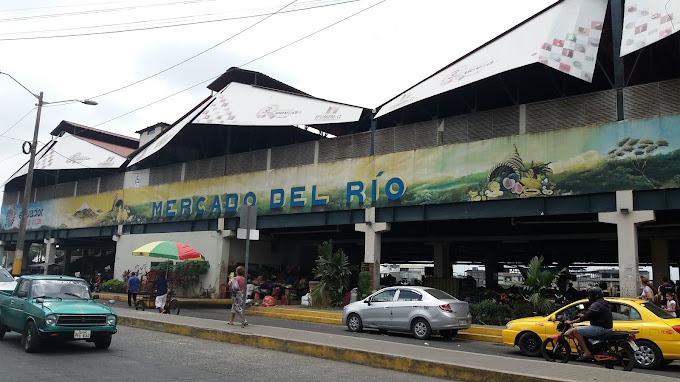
[376,0,608,118]
[4,132,128,185]
[621,0,679,56]
[194,82,364,126]
[128,96,215,168]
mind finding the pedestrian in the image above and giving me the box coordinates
[658,276,675,305]
[154,273,169,313]
[127,272,141,307]
[639,276,654,302]
[565,283,577,302]
[663,292,677,318]
[227,266,248,326]
[94,272,102,292]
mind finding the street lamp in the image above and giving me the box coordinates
[0,71,97,276]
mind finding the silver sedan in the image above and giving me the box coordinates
[342,286,471,340]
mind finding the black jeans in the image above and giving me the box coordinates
[128,291,138,306]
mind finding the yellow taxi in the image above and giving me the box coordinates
[502,298,680,369]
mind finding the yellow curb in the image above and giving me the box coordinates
[118,316,558,382]
[458,333,503,343]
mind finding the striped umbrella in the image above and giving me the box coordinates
[132,241,204,261]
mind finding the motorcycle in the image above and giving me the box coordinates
[541,304,638,371]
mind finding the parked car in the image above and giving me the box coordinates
[0,266,17,292]
[0,275,117,353]
[502,297,680,369]
[342,286,471,340]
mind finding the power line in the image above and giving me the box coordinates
[0,0,357,41]
[88,0,300,100]
[93,0,386,128]
[0,107,35,137]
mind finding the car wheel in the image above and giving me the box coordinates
[346,313,363,332]
[135,300,145,311]
[518,332,542,357]
[635,339,662,369]
[440,329,458,339]
[22,321,41,353]
[0,323,7,340]
[94,335,112,349]
[168,300,180,315]
[412,318,431,340]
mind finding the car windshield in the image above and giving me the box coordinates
[0,268,14,283]
[425,288,457,300]
[31,280,91,299]
[641,302,675,319]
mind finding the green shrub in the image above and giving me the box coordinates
[469,299,512,326]
[101,279,126,293]
[357,271,370,299]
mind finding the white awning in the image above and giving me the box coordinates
[127,96,215,168]
[3,132,128,185]
[376,0,608,118]
[194,82,364,126]
[621,0,679,56]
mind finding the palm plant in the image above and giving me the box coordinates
[312,240,352,306]
[512,256,565,314]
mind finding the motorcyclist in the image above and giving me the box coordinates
[564,286,612,361]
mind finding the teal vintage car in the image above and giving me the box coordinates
[0,275,117,352]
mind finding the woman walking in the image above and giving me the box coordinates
[227,266,248,326]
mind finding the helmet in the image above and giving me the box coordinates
[587,286,604,302]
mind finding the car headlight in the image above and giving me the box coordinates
[506,323,512,330]
[106,315,117,326]
[45,314,58,326]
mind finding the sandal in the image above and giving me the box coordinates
[576,354,593,362]
[226,322,234,325]
[243,321,249,326]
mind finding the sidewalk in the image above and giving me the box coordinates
[99,293,504,342]
[113,307,676,382]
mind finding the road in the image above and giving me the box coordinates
[0,325,455,382]
[171,307,680,379]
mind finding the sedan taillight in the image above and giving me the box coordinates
[672,325,680,334]
[439,304,453,313]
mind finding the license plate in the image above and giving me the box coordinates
[459,320,468,326]
[74,330,91,339]
[628,340,639,351]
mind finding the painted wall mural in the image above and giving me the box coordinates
[2,115,680,232]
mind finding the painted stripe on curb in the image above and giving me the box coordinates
[119,316,558,382]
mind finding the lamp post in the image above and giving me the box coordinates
[0,71,97,276]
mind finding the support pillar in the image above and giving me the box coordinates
[599,191,655,298]
[355,207,390,290]
[651,238,670,286]
[43,238,58,275]
[432,243,452,278]
[484,252,499,290]
[0,241,4,268]
[63,249,72,276]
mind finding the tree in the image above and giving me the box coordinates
[312,240,352,306]
[608,137,668,187]
[512,256,565,314]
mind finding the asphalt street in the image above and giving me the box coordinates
[0,325,456,382]
[163,306,680,379]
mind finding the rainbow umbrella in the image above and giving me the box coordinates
[132,241,204,261]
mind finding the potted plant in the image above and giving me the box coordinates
[311,240,352,307]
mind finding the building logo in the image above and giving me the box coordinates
[440,59,496,86]
[388,92,415,111]
[66,152,91,164]
[314,106,343,121]
[97,156,116,167]
[256,104,301,119]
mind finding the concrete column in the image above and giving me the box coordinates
[599,191,655,298]
[484,252,499,290]
[355,207,390,290]
[43,238,59,275]
[218,218,236,298]
[63,249,72,276]
[0,241,5,268]
[651,238,670,286]
[432,243,452,278]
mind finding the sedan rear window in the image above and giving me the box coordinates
[425,288,457,300]
[641,302,674,319]
[0,268,14,283]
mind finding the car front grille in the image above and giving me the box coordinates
[57,315,107,326]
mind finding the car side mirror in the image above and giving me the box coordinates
[364,299,370,305]
[35,297,44,304]
[17,291,27,298]
[548,315,555,321]
[91,294,100,300]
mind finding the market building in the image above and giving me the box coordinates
[1,0,680,297]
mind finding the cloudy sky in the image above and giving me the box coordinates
[0,0,555,200]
